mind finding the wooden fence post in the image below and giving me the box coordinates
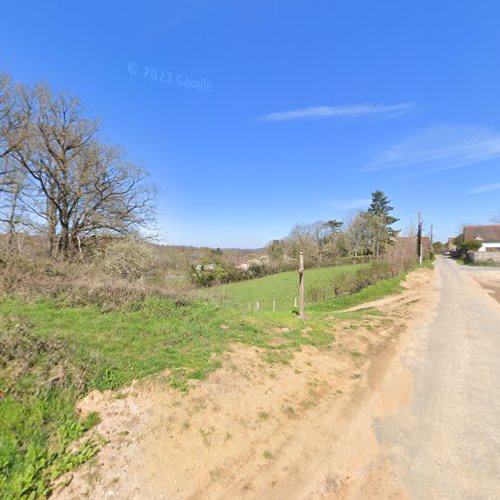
[299,252,305,319]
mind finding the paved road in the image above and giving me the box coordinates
[377,257,500,499]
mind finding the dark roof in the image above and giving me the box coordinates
[396,236,431,248]
[463,224,500,242]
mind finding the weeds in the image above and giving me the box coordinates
[199,427,214,448]
[0,318,99,498]
[0,259,422,496]
[282,405,296,418]
[258,411,270,421]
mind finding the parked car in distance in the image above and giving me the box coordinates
[443,250,451,256]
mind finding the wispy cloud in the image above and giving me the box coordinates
[258,102,415,123]
[467,182,500,195]
[362,124,500,175]
[331,198,371,210]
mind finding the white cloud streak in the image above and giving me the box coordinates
[467,182,500,195]
[362,124,500,175]
[258,102,415,122]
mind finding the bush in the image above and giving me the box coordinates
[188,262,246,287]
[0,318,97,498]
[330,261,397,298]
[458,239,482,255]
[101,238,155,281]
[247,258,265,277]
[0,256,180,308]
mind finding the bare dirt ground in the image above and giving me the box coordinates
[467,267,500,304]
[54,268,435,500]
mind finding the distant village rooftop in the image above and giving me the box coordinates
[463,224,500,242]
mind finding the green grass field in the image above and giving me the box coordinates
[200,264,367,311]
[0,297,336,498]
[0,262,415,498]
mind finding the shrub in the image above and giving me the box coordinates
[101,238,155,281]
[247,259,265,277]
[0,318,97,498]
[188,262,246,287]
[0,256,180,308]
[330,261,398,299]
[459,239,482,254]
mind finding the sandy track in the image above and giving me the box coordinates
[55,268,435,499]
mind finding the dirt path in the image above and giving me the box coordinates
[375,257,500,498]
[55,267,436,499]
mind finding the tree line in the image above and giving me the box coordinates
[189,191,401,287]
[266,190,399,268]
[0,73,156,259]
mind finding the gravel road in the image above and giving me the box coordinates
[377,257,500,499]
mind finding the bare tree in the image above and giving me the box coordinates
[0,74,26,190]
[0,164,25,249]
[346,212,376,257]
[321,231,349,261]
[0,73,14,163]
[67,142,156,251]
[5,81,156,259]
[285,223,320,264]
[403,222,417,237]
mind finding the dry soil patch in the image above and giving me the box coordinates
[54,267,435,499]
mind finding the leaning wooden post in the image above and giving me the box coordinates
[299,252,305,319]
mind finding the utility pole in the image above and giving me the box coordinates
[430,224,434,247]
[298,251,305,319]
[417,212,423,266]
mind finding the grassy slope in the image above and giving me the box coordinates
[0,263,416,498]
[200,264,366,310]
[0,298,335,498]
[309,273,405,311]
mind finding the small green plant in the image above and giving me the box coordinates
[199,428,214,448]
[263,450,274,460]
[263,350,293,365]
[258,411,269,421]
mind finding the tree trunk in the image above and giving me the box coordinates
[6,190,19,249]
[46,194,56,258]
[58,224,70,258]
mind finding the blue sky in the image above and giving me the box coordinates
[2,1,500,247]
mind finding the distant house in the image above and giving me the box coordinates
[396,236,431,256]
[463,224,500,252]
